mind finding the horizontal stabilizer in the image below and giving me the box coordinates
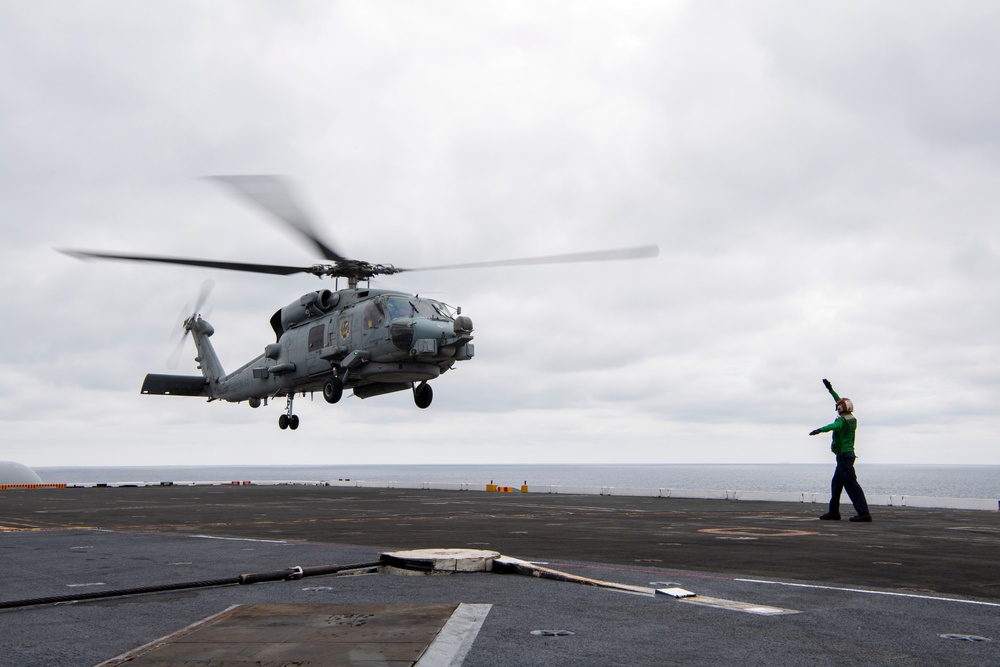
[141,374,209,397]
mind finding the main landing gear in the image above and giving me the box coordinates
[323,376,344,404]
[413,381,433,409]
[278,394,299,430]
[279,378,430,428]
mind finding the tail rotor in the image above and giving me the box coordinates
[167,279,214,369]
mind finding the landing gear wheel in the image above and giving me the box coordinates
[323,377,344,404]
[413,382,433,409]
[279,394,297,431]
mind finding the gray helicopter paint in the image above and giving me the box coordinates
[69,175,653,429]
[143,287,475,427]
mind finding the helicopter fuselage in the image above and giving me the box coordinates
[67,175,655,430]
[141,287,474,428]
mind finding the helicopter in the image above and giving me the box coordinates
[61,176,659,430]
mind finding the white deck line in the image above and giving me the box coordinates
[416,603,492,667]
[735,577,1000,608]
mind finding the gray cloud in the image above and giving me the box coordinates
[1,1,998,466]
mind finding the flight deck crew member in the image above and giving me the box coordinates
[809,379,872,522]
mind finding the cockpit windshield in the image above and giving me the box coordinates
[386,296,450,321]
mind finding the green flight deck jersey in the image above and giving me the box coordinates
[816,384,857,455]
[815,415,857,455]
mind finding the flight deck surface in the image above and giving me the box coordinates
[1,485,998,665]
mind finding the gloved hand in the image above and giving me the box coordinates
[822,378,832,391]
[809,429,821,436]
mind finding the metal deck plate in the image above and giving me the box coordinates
[100,602,488,666]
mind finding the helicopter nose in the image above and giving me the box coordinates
[410,319,448,341]
[411,317,473,339]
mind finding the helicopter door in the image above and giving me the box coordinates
[307,324,325,353]
[362,298,388,348]
[305,323,327,375]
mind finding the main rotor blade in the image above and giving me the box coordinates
[206,175,348,263]
[400,244,660,272]
[59,249,311,276]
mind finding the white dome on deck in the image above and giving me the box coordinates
[0,461,43,484]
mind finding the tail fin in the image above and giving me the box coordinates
[188,317,226,385]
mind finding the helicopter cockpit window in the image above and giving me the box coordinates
[386,296,415,320]
[411,299,440,319]
[387,296,449,321]
[429,301,450,318]
[364,299,385,328]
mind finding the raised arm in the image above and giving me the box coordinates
[822,378,841,403]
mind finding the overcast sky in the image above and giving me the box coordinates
[2,1,998,468]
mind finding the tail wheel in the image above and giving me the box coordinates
[414,382,433,409]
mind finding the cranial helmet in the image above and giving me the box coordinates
[836,398,854,414]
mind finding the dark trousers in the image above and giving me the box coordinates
[829,453,870,516]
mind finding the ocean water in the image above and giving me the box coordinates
[33,464,1000,500]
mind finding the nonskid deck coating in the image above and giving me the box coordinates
[2,485,1000,666]
[3,484,998,600]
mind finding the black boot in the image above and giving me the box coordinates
[819,512,841,520]
[849,513,873,523]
